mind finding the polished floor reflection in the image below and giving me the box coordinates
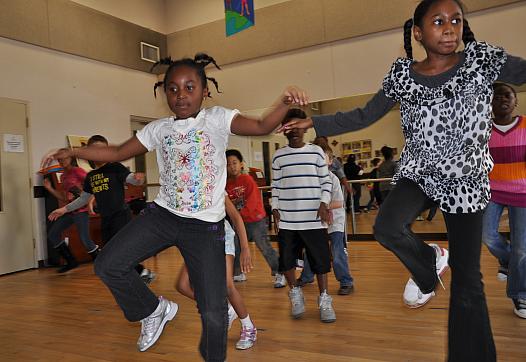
[1,240,524,361]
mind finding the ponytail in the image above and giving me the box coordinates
[403,18,414,59]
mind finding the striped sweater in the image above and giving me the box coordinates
[271,143,332,230]
[488,115,526,207]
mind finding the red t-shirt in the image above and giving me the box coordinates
[226,174,266,223]
[61,167,88,213]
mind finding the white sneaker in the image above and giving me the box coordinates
[137,296,178,352]
[403,244,448,308]
[318,292,336,323]
[235,326,257,350]
[289,287,305,318]
[497,266,508,281]
[227,303,238,330]
[140,268,156,285]
[403,278,436,308]
[273,273,286,288]
[513,298,526,319]
[233,273,247,282]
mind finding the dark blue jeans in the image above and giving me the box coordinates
[48,211,97,252]
[245,218,279,275]
[373,178,496,362]
[94,203,227,362]
[482,201,526,300]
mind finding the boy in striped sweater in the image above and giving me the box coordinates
[271,108,336,323]
[483,83,526,319]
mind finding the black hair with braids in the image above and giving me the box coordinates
[150,53,222,98]
[403,0,476,59]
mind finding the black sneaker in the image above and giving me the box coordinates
[338,285,354,295]
[513,299,526,319]
[497,266,508,281]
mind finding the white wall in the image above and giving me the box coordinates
[0,36,170,262]
[70,0,168,33]
[69,0,292,34]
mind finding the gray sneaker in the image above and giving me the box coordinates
[318,292,336,323]
[289,287,305,319]
[140,268,156,285]
[137,296,178,352]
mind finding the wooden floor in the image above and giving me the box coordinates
[1,241,525,362]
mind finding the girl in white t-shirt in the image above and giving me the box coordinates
[42,53,307,361]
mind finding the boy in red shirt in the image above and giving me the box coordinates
[226,149,285,287]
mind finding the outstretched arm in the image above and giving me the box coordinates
[230,86,308,136]
[41,137,147,169]
[48,191,92,221]
[498,55,526,85]
[278,89,396,137]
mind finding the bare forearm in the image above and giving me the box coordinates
[73,136,147,163]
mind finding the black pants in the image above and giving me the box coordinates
[373,178,496,362]
[102,207,144,274]
[94,203,227,361]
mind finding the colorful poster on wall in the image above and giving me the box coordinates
[225,0,255,37]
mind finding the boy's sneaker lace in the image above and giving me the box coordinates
[137,296,178,352]
[289,286,305,319]
[497,266,508,281]
[513,298,526,319]
[227,303,238,330]
[235,326,257,350]
[403,244,448,308]
[318,292,336,323]
[273,273,286,288]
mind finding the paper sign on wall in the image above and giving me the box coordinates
[254,151,263,161]
[3,134,25,153]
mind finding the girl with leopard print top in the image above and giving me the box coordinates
[280,1,526,361]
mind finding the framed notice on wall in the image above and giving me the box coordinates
[342,139,373,169]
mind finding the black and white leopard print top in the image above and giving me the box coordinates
[382,41,507,214]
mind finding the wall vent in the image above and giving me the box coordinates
[140,42,160,63]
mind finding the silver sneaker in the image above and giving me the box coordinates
[140,268,156,285]
[289,287,305,319]
[273,273,287,288]
[233,273,247,282]
[137,296,178,352]
[318,292,336,323]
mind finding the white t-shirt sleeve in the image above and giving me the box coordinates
[208,106,240,136]
[136,119,163,151]
[330,174,344,204]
